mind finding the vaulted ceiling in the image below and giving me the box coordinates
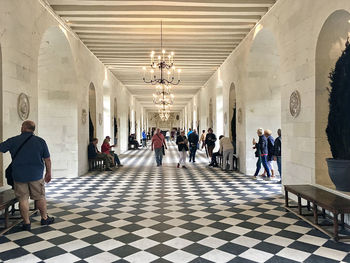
[48,0,277,111]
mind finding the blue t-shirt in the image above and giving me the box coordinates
[142,131,147,139]
[0,132,50,182]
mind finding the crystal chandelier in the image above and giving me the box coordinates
[153,84,174,106]
[159,106,170,121]
[142,21,181,86]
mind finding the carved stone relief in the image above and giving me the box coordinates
[81,109,87,124]
[17,93,30,120]
[290,90,301,118]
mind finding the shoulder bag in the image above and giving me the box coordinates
[6,135,34,188]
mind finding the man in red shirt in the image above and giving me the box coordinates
[151,128,167,166]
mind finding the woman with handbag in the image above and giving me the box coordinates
[176,130,189,168]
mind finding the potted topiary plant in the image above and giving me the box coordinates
[326,39,350,192]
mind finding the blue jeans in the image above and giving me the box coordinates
[254,155,271,177]
[189,146,197,162]
[276,156,281,178]
[114,153,121,165]
[154,147,163,166]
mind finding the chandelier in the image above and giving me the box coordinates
[153,84,174,106]
[142,21,181,86]
[159,106,170,121]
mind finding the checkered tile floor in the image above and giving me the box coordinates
[1,141,350,262]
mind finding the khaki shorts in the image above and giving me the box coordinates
[14,179,45,201]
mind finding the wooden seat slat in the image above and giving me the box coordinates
[0,190,17,209]
[285,185,350,213]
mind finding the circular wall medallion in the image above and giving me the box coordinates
[99,113,103,125]
[237,108,242,124]
[224,112,227,124]
[17,93,30,120]
[289,90,301,118]
[81,109,87,124]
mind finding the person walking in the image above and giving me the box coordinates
[200,129,206,149]
[265,129,275,177]
[166,130,170,142]
[273,129,282,183]
[253,128,271,180]
[188,129,199,163]
[219,136,234,171]
[151,128,167,166]
[176,130,189,168]
[142,130,147,148]
[205,128,217,158]
[0,121,54,231]
[187,128,193,137]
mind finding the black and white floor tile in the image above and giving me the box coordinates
[1,141,349,262]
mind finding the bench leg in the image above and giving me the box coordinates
[285,190,289,209]
[313,203,318,225]
[307,201,311,211]
[341,213,345,230]
[334,212,339,241]
[298,196,302,215]
[5,207,9,229]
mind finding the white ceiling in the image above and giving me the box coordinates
[48,0,277,111]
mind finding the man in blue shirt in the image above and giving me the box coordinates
[0,121,54,230]
[142,130,147,148]
[187,128,193,137]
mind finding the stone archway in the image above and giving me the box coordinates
[113,98,118,146]
[245,28,281,174]
[38,26,78,178]
[315,10,350,188]
[89,83,97,142]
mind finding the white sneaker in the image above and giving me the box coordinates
[252,176,257,180]
[264,177,271,181]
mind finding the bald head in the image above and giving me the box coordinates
[21,120,35,133]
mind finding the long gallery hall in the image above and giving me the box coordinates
[1,143,350,262]
[1,0,350,262]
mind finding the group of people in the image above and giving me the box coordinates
[253,128,282,182]
[88,136,123,171]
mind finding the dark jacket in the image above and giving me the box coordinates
[273,136,281,157]
[88,143,98,159]
[267,135,275,160]
[205,133,217,147]
[176,135,188,151]
[188,132,199,147]
[258,135,268,155]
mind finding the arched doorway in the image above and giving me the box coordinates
[113,98,118,146]
[229,83,237,154]
[245,28,281,174]
[315,10,350,188]
[89,83,97,142]
[38,26,78,177]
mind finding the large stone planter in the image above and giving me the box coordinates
[326,158,350,192]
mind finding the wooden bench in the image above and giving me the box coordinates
[284,184,350,241]
[0,189,17,231]
[88,158,104,171]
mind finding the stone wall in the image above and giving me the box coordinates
[0,0,138,186]
[193,0,350,191]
